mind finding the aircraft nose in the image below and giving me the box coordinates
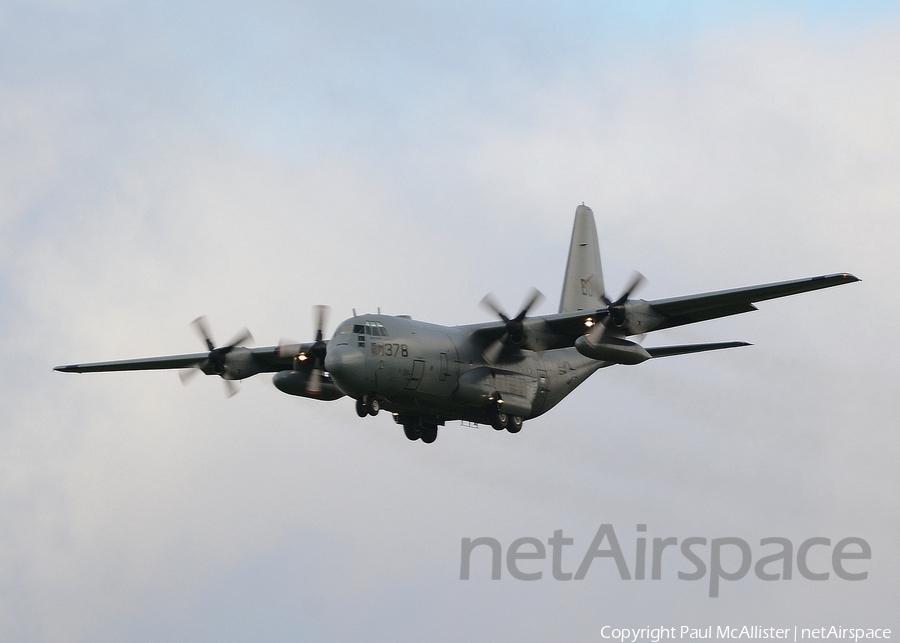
[324,344,365,381]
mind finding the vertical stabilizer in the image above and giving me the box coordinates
[559,204,605,313]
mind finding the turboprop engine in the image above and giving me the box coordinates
[179,317,263,396]
[271,305,345,401]
[576,272,665,362]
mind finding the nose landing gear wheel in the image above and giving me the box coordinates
[357,396,380,417]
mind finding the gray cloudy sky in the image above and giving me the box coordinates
[1,1,899,641]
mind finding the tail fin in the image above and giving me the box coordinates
[559,204,606,313]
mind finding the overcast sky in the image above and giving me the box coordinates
[1,1,899,641]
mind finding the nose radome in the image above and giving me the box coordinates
[324,344,365,379]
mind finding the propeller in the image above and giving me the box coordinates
[306,305,329,395]
[179,316,254,397]
[586,271,645,346]
[278,305,330,395]
[480,288,543,364]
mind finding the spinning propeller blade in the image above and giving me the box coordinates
[479,288,543,364]
[306,305,329,395]
[588,271,646,345]
[279,306,330,395]
[182,316,253,396]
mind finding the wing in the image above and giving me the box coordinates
[467,272,860,353]
[54,344,306,374]
[646,272,859,331]
[55,352,209,373]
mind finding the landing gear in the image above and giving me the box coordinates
[403,421,421,441]
[356,395,380,417]
[420,425,438,444]
[490,407,523,433]
[359,404,441,443]
[396,415,439,444]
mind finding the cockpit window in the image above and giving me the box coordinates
[362,321,389,337]
[352,324,364,334]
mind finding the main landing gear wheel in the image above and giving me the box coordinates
[355,399,367,418]
[491,411,509,431]
[403,422,421,441]
[421,425,438,444]
[507,415,523,433]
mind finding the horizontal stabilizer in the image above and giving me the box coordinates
[645,341,751,359]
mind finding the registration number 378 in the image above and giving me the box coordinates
[372,342,409,357]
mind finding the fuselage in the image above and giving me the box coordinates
[324,314,605,426]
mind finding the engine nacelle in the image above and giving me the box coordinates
[202,347,264,380]
[272,370,345,401]
[574,335,650,365]
[613,299,665,336]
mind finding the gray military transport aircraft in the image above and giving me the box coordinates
[56,205,858,444]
